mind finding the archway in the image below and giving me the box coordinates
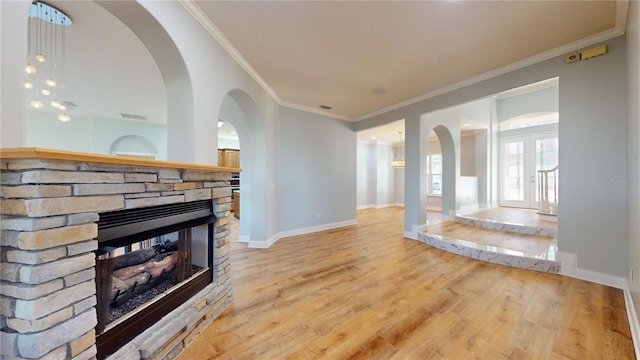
[96,1,193,162]
[432,125,456,217]
[218,90,266,246]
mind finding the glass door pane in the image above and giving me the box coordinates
[502,140,526,203]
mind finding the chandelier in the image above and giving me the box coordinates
[25,1,72,122]
[391,131,405,168]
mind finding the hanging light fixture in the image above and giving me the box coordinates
[26,1,72,122]
[391,131,406,168]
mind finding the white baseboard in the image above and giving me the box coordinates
[358,203,405,210]
[248,219,357,249]
[238,235,249,243]
[404,231,418,240]
[623,283,640,360]
[557,252,627,289]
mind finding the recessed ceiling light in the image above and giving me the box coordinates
[371,136,377,140]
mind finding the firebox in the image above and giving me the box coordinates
[95,200,215,359]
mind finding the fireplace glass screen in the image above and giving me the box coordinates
[95,200,215,359]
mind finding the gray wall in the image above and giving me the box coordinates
[356,35,628,277]
[356,142,400,208]
[626,0,640,328]
[278,106,357,232]
[497,86,559,123]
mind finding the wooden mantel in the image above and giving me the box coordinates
[0,147,242,173]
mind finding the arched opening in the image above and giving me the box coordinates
[218,90,266,245]
[93,1,193,162]
[431,125,456,218]
[426,130,443,220]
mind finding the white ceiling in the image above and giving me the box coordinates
[27,1,626,136]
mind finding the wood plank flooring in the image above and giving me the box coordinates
[178,207,635,359]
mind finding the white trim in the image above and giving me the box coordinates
[181,0,627,123]
[355,28,625,122]
[358,203,405,210]
[178,1,355,122]
[557,252,627,289]
[427,206,442,212]
[178,1,281,103]
[248,219,357,249]
[404,231,418,240]
[238,235,249,243]
[280,101,352,122]
[624,284,640,360]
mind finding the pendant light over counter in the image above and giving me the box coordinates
[391,131,405,168]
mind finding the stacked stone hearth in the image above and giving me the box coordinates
[0,149,236,359]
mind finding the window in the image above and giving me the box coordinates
[427,154,442,195]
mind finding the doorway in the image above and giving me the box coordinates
[499,133,558,209]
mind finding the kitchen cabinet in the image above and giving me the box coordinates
[217,149,240,169]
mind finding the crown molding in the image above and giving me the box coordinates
[280,101,353,122]
[355,25,625,122]
[179,0,628,124]
[178,0,281,103]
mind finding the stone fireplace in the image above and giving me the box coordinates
[0,148,237,359]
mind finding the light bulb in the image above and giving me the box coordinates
[25,81,34,89]
[58,113,70,122]
[50,100,61,108]
[36,54,46,63]
[25,64,37,74]
[45,79,57,87]
[30,99,44,109]
[41,88,51,96]
[58,104,67,110]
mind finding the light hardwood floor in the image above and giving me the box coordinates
[178,207,635,359]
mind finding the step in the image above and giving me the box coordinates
[455,214,557,238]
[419,221,560,274]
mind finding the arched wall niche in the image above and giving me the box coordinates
[110,135,158,158]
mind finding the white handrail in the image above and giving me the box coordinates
[538,165,559,215]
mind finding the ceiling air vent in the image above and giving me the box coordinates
[121,113,147,121]
[319,105,332,110]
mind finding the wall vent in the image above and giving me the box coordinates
[319,105,332,110]
[62,100,78,109]
[121,113,147,121]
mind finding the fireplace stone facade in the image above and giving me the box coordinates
[0,148,237,359]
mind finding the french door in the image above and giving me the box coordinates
[499,134,558,209]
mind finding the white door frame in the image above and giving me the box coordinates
[499,132,558,209]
